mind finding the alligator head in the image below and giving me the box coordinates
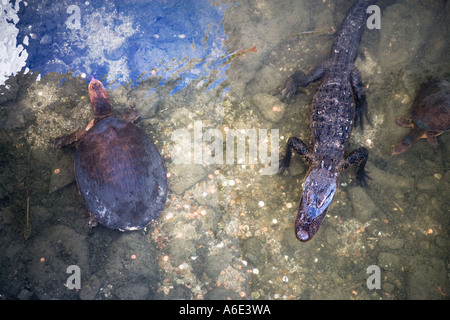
[295,167,338,241]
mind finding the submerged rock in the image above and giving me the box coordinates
[348,187,377,223]
[167,163,207,195]
[377,252,401,270]
[115,283,150,300]
[407,256,449,299]
[49,153,75,193]
[379,238,405,250]
[17,289,34,300]
[251,93,286,123]
[28,225,90,299]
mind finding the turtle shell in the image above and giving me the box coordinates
[75,116,167,231]
[411,80,450,132]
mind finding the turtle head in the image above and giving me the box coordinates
[295,168,337,242]
[392,128,423,155]
[89,77,113,119]
[392,135,413,155]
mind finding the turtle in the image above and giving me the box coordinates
[54,77,167,231]
[392,80,450,155]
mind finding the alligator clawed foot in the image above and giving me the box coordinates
[278,70,308,102]
[278,82,297,102]
[278,157,291,174]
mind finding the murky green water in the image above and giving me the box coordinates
[0,0,449,300]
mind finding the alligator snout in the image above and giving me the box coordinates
[295,209,328,242]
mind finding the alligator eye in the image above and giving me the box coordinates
[319,196,327,208]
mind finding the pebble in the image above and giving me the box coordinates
[416,176,438,191]
[287,157,305,176]
[1,107,26,130]
[251,93,286,123]
[206,287,240,300]
[382,282,395,293]
[17,289,33,300]
[115,283,150,300]
[49,153,75,193]
[379,238,404,250]
[377,252,400,270]
[167,163,207,195]
[348,187,377,223]
[407,256,448,299]
[325,227,339,246]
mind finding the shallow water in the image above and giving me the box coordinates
[0,0,449,300]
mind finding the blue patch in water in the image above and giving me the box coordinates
[16,0,230,94]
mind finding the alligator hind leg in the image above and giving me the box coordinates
[341,147,370,187]
[280,60,330,102]
[279,137,312,174]
[350,65,370,130]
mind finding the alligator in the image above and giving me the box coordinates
[279,0,377,242]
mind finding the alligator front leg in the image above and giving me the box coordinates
[279,60,331,102]
[279,137,313,174]
[341,147,370,187]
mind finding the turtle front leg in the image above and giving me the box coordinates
[54,129,86,148]
[341,147,370,187]
[54,119,94,148]
[426,131,442,147]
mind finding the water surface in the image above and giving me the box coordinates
[0,0,449,300]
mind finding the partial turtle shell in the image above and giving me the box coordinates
[411,80,450,132]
